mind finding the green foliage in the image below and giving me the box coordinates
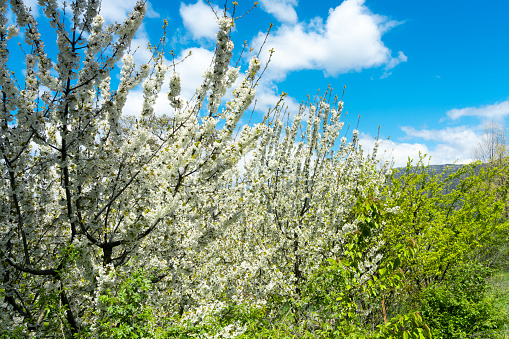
[0,326,25,339]
[418,262,507,339]
[78,268,160,339]
[294,197,412,334]
[381,156,509,339]
[384,156,509,287]
[376,311,431,339]
[160,301,271,338]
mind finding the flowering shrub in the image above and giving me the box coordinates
[0,0,265,336]
[0,0,434,338]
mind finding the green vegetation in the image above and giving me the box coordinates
[490,271,509,338]
[417,262,505,338]
[380,158,509,339]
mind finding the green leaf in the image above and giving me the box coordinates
[394,257,401,270]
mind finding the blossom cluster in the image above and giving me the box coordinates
[0,1,393,337]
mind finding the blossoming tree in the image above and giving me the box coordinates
[0,0,395,337]
[0,0,266,336]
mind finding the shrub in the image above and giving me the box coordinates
[418,262,507,339]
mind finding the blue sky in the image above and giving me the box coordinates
[14,0,509,166]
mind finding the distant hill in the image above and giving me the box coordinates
[393,164,465,178]
[391,163,471,191]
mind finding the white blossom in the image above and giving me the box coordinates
[6,25,19,39]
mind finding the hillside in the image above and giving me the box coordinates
[391,163,469,192]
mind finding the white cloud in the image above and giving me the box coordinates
[360,125,480,167]
[381,51,407,79]
[258,0,298,24]
[122,45,299,119]
[180,0,219,41]
[252,82,301,118]
[360,134,429,168]
[22,0,40,17]
[123,88,181,117]
[100,0,159,24]
[129,35,154,64]
[446,100,509,121]
[401,125,478,144]
[172,48,300,117]
[402,126,479,162]
[251,0,406,80]
[122,90,144,117]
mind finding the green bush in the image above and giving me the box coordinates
[418,262,507,339]
[78,268,161,339]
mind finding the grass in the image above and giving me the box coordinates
[489,270,509,338]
